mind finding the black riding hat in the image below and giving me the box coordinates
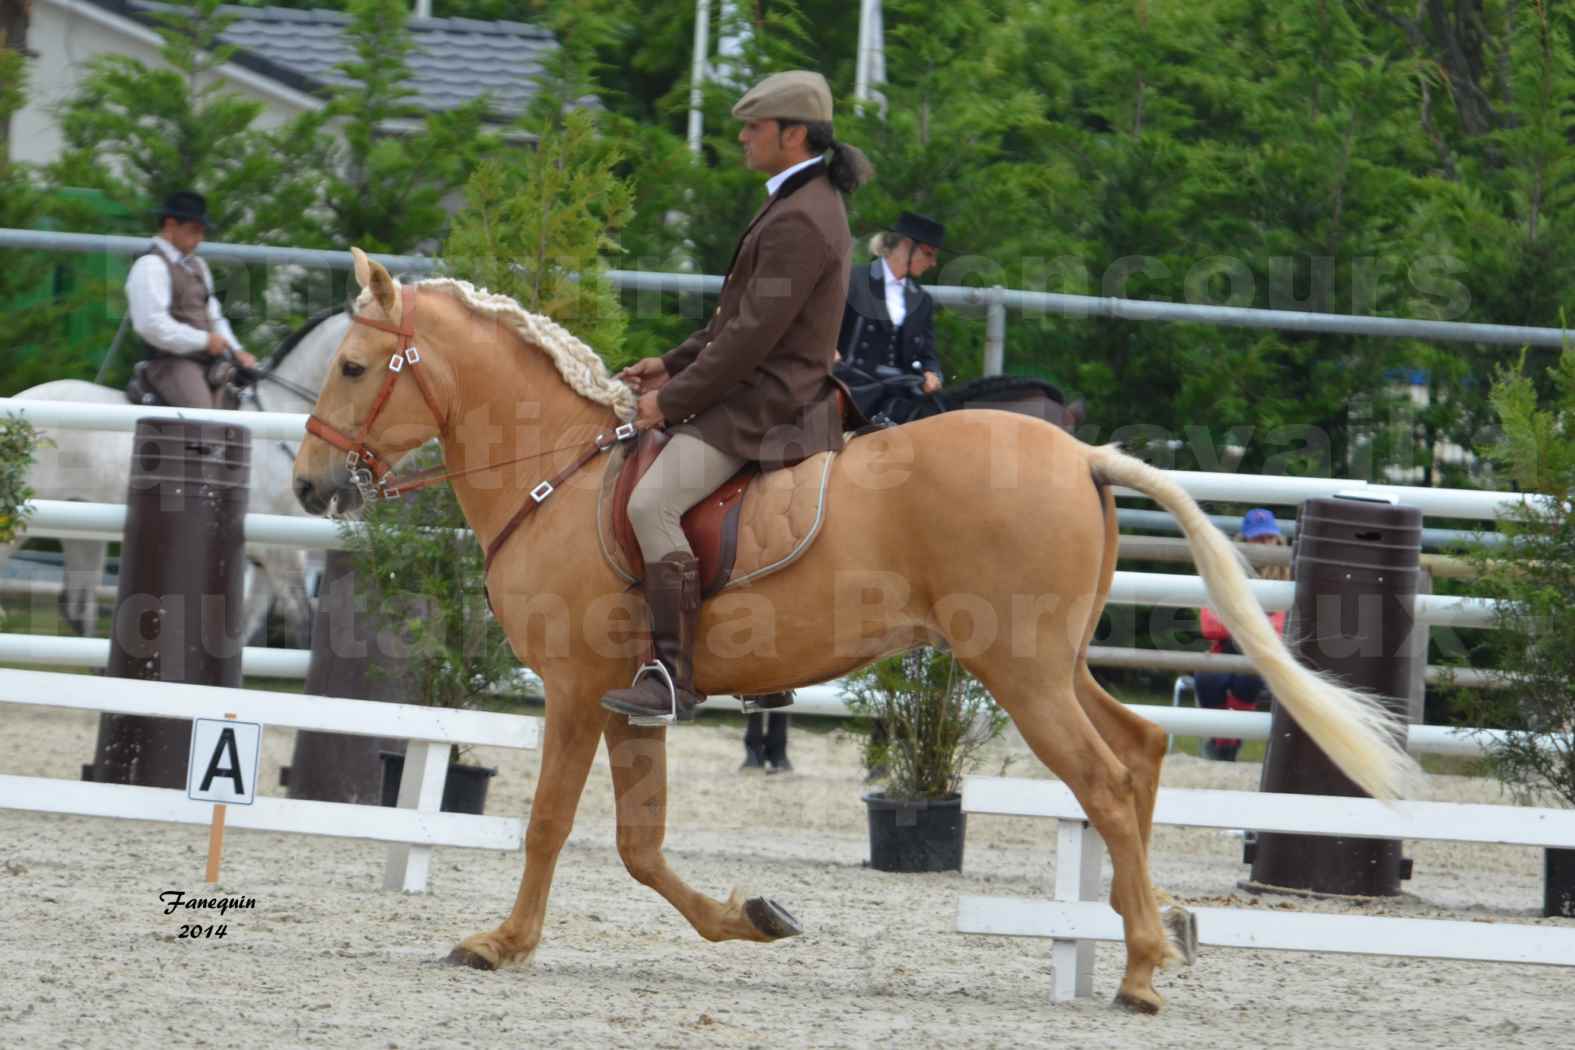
[891,211,945,250]
[158,190,210,228]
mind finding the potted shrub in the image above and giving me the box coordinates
[341,454,521,816]
[0,414,43,628]
[0,414,42,547]
[843,648,1008,872]
[1459,350,1575,916]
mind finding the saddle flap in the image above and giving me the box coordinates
[605,433,832,597]
[610,429,669,575]
[609,430,755,595]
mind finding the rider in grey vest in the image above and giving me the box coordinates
[124,190,255,408]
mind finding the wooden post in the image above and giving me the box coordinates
[91,419,249,787]
[204,712,237,884]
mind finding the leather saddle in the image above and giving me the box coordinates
[601,431,837,597]
[602,381,863,595]
[126,357,244,410]
[611,429,753,594]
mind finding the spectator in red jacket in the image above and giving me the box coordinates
[1195,508,1289,761]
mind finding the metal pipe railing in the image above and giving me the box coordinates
[3,227,1569,349]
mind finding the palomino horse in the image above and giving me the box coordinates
[293,250,1417,1013]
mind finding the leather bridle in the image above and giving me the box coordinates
[302,284,638,570]
[305,286,449,502]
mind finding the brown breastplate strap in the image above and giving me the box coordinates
[484,423,637,575]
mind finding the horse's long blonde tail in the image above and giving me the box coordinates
[1086,444,1421,800]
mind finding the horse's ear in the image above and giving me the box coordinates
[368,262,401,324]
[349,247,402,324]
[351,247,372,292]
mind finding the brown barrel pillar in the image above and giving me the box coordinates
[284,550,408,804]
[1249,496,1422,897]
[88,419,251,787]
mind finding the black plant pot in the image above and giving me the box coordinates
[379,751,497,816]
[1545,848,1575,918]
[863,792,966,873]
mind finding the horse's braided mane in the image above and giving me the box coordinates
[358,277,637,420]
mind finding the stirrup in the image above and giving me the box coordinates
[625,660,680,727]
[740,690,795,713]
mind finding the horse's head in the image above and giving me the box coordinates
[292,248,450,515]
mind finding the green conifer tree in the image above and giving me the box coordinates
[443,110,635,365]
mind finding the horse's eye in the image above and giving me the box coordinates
[341,360,367,379]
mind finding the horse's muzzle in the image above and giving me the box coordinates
[294,474,362,517]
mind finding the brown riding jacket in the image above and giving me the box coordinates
[658,161,851,469]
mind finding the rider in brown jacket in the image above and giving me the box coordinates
[602,71,873,724]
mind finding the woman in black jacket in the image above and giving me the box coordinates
[834,211,946,421]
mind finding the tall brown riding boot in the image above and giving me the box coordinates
[600,551,706,723]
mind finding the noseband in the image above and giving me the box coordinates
[305,286,448,502]
[302,285,638,561]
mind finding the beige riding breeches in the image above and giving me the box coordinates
[627,430,748,562]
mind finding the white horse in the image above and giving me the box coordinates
[1,311,351,644]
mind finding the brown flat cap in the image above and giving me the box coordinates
[731,70,834,123]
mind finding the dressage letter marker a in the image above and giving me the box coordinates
[188,715,262,883]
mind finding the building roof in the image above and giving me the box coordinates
[102,1,555,120]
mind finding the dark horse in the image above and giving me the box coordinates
[837,365,1087,432]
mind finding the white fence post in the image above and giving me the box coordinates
[383,740,453,893]
[1051,819,1102,1002]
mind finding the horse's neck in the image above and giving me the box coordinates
[435,303,617,552]
[255,315,345,415]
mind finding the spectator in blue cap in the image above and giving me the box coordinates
[1239,507,1282,543]
[1195,508,1289,761]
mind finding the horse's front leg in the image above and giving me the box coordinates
[447,686,607,970]
[60,538,107,636]
[604,716,802,944]
[239,554,275,646]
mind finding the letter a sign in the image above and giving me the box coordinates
[187,718,263,806]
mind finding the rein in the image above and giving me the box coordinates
[256,369,319,404]
[303,285,637,569]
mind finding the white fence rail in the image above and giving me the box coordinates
[0,397,1546,521]
[0,668,540,892]
[24,498,354,549]
[11,498,1507,627]
[956,777,1575,1002]
[0,646,1518,757]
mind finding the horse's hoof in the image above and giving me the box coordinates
[743,897,802,940]
[1113,989,1162,1015]
[1162,905,1199,966]
[445,946,498,970]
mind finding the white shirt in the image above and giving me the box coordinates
[124,237,242,354]
[764,156,824,197]
[880,258,908,328]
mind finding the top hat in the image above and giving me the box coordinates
[1240,507,1282,541]
[891,211,945,250]
[158,190,210,228]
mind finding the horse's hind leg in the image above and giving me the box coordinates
[448,685,607,970]
[1072,661,1196,963]
[970,657,1174,1013]
[1073,663,1166,860]
[603,715,801,943]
